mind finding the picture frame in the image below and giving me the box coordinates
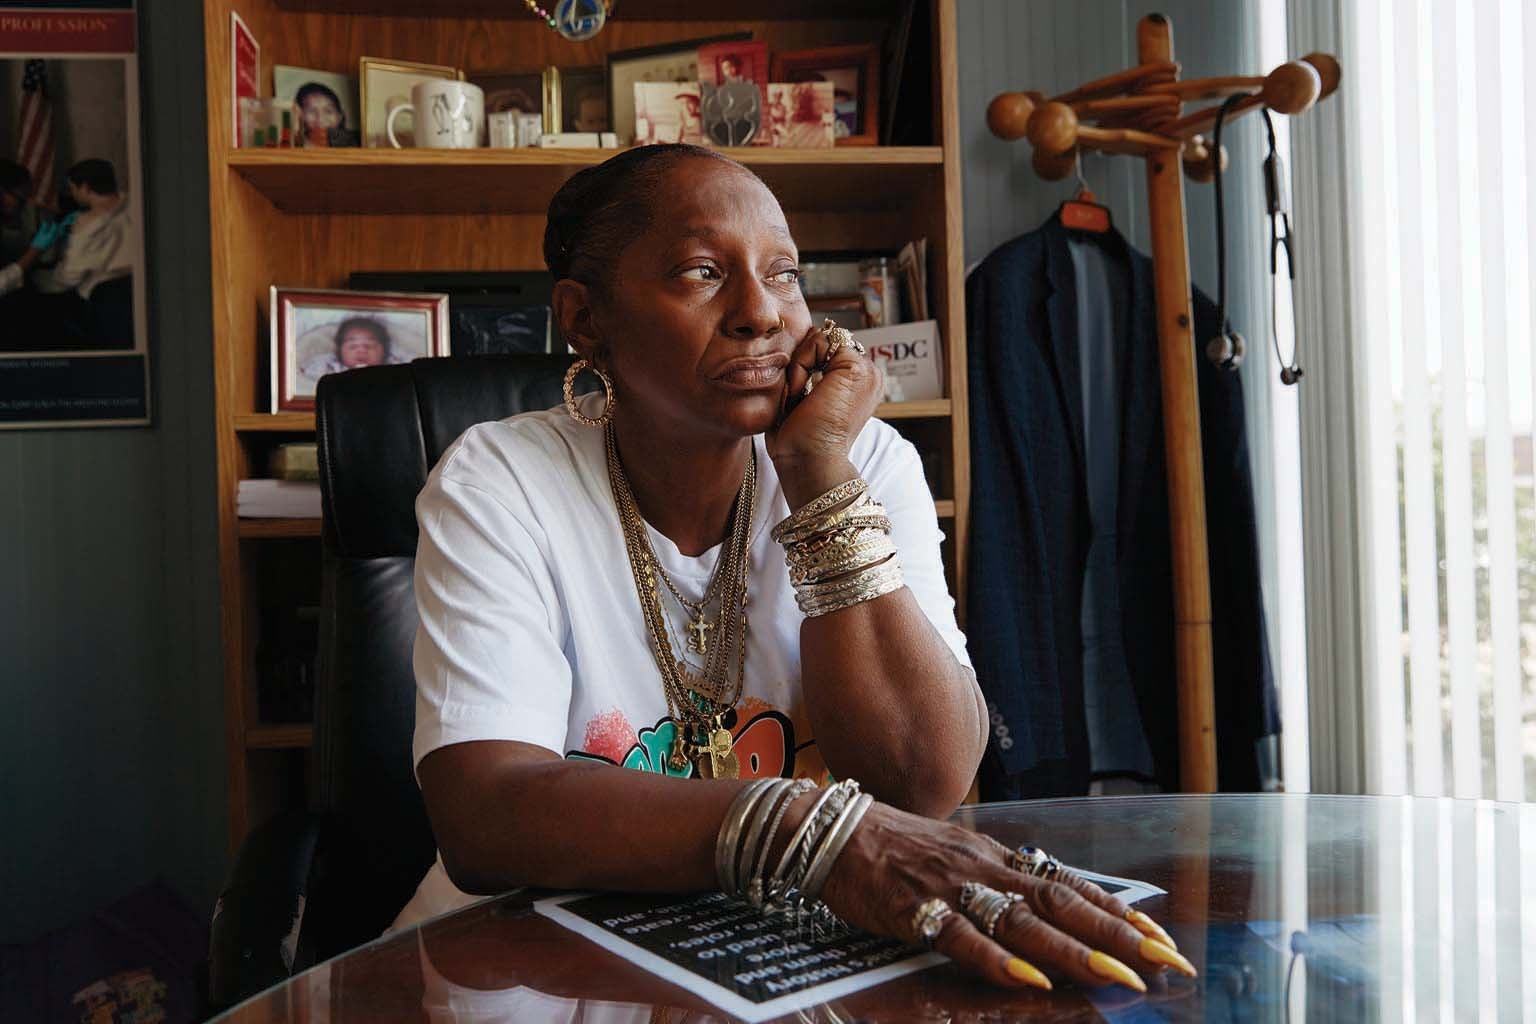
[359,57,461,148]
[348,271,558,355]
[558,64,609,134]
[606,32,750,145]
[468,67,545,120]
[772,43,881,146]
[269,287,450,412]
[274,64,361,147]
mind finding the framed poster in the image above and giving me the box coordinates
[0,0,151,428]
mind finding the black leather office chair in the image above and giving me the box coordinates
[208,355,576,1011]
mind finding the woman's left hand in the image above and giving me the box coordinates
[766,321,884,502]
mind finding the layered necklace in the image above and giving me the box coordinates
[605,423,755,779]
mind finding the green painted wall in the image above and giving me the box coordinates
[0,1,225,941]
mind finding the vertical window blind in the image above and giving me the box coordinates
[1351,0,1534,805]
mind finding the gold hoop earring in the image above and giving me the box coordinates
[563,358,616,427]
[776,317,786,335]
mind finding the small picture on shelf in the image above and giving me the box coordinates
[558,65,609,133]
[270,287,449,412]
[606,33,749,145]
[772,44,881,146]
[698,41,765,147]
[765,82,835,148]
[348,271,556,356]
[359,57,460,148]
[468,68,544,120]
[633,82,702,146]
[273,65,360,147]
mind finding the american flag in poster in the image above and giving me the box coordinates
[18,59,55,207]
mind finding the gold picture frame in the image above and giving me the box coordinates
[358,56,462,148]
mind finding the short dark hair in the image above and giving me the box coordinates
[542,143,745,289]
[0,159,31,198]
[295,82,347,128]
[66,158,117,196]
[334,316,391,356]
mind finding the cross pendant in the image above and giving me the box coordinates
[686,616,713,654]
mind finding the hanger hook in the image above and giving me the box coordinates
[1073,146,1091,198]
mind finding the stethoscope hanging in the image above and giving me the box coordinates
[1208,94,1304,386]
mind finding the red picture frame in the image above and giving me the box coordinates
[269,287,449,412]
[771,44,881,147]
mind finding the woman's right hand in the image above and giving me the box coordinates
[815,801,1195,992]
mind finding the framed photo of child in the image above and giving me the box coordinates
[771,44,881,146]
[273,65,361,147]
[270,287,449,412]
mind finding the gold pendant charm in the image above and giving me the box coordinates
[668,733,691,771]
[676,661,724,703]
[686,616,713,654]
[695,727,739,780]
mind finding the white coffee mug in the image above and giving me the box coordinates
[387,80,485,149]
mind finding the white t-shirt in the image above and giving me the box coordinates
[392,394,971,929]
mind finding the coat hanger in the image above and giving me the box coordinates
[1059,147,1112,233]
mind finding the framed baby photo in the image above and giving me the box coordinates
[772,44,881,146]
[273,65,361,146]
[270,288,449,412]
[359,57,461,148]
[606,32,749,144]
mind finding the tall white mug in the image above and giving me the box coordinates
[387,80,485,149]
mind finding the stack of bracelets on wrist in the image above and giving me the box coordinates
[771,478,904,617]
[715,778,874,927]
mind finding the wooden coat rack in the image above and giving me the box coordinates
[986,14,1340,791]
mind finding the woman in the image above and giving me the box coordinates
[398,144,1193,995]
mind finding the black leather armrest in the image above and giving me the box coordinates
[207,809,323,1012]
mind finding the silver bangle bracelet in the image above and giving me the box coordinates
[715,779,776,896]
[730,779,795,897]
[800,793,874,901]
[766,782,843,901]
[772,781,858,906]
[742,779,814,906]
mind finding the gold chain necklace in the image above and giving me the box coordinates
[605,424,755,778]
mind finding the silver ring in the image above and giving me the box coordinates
[1008,845,1062,879]
[911,897,952,949]
[959,881,1023,938]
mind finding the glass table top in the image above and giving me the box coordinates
[215,794,1536,1022]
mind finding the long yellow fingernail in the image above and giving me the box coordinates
[1140,937,1197,977]
[1126,909,1177,950]
[1004,957,1053,990]
[1088,950,1148,993]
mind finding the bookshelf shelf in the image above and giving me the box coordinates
[229,147,943,216]
[246,724,314,749]
[237,517,322,538]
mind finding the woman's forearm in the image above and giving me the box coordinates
[798,590,986,817]
[419,743,765,896]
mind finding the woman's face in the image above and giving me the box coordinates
[576,159,810,442]
[339,326,385,367]
[300,93,343,131]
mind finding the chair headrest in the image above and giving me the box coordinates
[316,355,574,559]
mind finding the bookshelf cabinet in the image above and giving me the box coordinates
[203,0,969,852]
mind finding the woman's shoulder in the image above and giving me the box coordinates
[429,402,603,512]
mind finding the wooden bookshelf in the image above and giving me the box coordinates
[203,0,970,852]
[229,147,944,215]
[237,517,322,538]
[246,724,315,749]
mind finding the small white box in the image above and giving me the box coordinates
[537,131,621,149]
[853,320,943,403]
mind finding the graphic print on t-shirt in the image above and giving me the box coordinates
[566,696,830,783]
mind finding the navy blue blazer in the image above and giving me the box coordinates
[966,214,1278,799]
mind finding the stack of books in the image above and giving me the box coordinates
[237,479,321,519]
